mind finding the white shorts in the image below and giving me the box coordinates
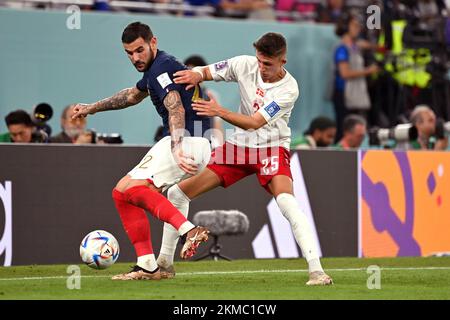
[128,136,211,191]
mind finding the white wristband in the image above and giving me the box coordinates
[192,67,204,81]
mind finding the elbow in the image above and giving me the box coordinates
[246,121,263,130]
[340,72,351,80]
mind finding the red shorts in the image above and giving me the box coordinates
[207,143,292,194]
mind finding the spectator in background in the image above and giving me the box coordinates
[335,114,367,149]
[316,0,346,24]
[333,12,379,142]
[399,105,448,150]
[184,54,224,148]
[0,110,47,143]
[291,116,336,149]
[185,0,275,20]
[276,0,319,22]
[50,105,94,144]
[92,0,111,11]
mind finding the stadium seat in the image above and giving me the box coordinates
[192,210,249,261]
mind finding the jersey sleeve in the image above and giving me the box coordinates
[257,88,299,125]
[148,60,185,102]
[208,55,249,83]
[136,76,147,92]
[334,45,349,64]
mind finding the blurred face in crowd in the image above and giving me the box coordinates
[62,106,87,139]
[123,36,157,72]
[346,123,366,148]
[256,51,287,83]
[416,110,436,138]
[8,124,33,143]
[348,18,362,39]
[329,0,344,9]
[313,127,337,147]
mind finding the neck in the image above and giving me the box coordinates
[267,68,286,83]
[342,35,354,46]
[340,138,351,149]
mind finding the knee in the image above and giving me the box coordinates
[114,176,130,193]
[167,184,191,204]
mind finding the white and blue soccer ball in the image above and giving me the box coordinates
[80,230,120,269]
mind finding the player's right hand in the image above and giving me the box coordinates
[71,103,93,120]
[173,70,202,91]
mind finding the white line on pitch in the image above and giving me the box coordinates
[1,266,450,281]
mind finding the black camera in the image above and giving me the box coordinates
[31,103,53,137]
[87,129,123,144]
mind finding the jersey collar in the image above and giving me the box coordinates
[257,68,290,90]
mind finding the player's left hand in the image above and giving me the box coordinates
[172,145,199,175]
[173,70,202,90]
[192,92,224,117]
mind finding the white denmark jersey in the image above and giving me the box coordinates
[208,55,299,149]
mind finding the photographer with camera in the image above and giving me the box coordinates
[50,105,95,144]
[402,104,448,150]
[0,109,48,143]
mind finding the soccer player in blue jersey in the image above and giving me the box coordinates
[72,22,211,280]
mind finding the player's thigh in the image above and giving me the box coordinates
[115,175,155,193]
[267,174,294,197]
[177,167,222,200]
[128,137,184,189]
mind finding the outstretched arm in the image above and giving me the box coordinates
[173,67,213,90]
[163,90,198,175]
[71,87,148,119]
[193,92,267,130]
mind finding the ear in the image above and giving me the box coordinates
[150,36,157,47]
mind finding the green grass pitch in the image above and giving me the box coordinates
[1,257,449,300]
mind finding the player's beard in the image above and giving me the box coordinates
[135,50,155,72]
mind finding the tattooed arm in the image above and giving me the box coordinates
[163,90,198,175]
[71,87,148,119]
[164,90,185,150]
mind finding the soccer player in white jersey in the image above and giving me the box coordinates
[156,32,333,286]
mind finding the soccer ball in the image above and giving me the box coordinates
[80,230,120,269]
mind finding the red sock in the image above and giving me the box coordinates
[123,185,187,230]
[112,189,153,257]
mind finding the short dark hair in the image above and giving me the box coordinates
[304,116,336,135]
[122,22,153,44]
[5,110,34,127]
[335,12,358,37]
[184,55,207,67]
[253,32,287,57]
[343,114,366,133]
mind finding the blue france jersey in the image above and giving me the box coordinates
[136,50,211,138]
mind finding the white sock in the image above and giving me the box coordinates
[137,254,158,272]
[276,193,324,273]
[157,184,191,268]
